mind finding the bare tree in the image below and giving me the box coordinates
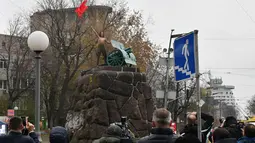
[0,16,33,109]
[103,0,157,71]
[31,0,97,126]
[27,0,157,127]
[247,95,255,115]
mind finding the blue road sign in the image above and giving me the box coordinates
[174,32,196,81]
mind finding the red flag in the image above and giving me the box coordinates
[75,0,88,18]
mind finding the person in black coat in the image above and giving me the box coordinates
[0,117,39,143]
[180,112,214,143]
[137,108,178,143]
[175,133,201,143]
[212,128,236,143]
[50,126,69,143]
[223,116,243,140]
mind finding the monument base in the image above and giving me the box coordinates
[66,67,153,143]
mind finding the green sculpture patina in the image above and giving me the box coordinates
[106,40,137,66]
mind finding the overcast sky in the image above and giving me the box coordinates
[0,0,254,113]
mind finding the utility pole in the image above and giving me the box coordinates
[194,30,202,141]
[164,29,175,109]
[174,83,179,121]
[220,99,222,118]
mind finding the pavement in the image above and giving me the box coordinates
[41,134,49,143]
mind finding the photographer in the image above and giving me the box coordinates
[223,116,243,140]
[93,116,135,143]
[93,124,123,143]
[0,117,39,143]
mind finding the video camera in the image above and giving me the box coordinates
[113,116,133,143]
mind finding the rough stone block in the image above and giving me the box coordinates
[132,87,141,100]
[130,119,148,131]
[109,80,133,97]
[87,88,116,100]
[115,96,129,109]
[146,99,154,121]
[120,97,141,120]
[137,82,152,99]
[106,100,121,123]
[137,94,147,120]
[117,72,133,84]
[84,98,109,126]
[133,73,142,86]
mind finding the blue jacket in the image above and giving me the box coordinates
[238,137,255,143]
[0,131,39,143]
[50,126,69,143]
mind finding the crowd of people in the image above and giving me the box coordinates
[0,108,254,143]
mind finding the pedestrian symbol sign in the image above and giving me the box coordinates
[174,32,196,81]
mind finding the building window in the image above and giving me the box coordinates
[2,42,6,47]
[0,59,7,68]
[28,78,35,88]
[20,78,28,89]
[0,80,7,89]
[12,77,17,89]
[226,92,228,94]
[12,78,31,89]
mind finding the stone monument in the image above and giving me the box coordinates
[65,5,153,143]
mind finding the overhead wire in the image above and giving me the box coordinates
[235,0,255,24]
[202,38,255,41]
[202,68,255,70]
[201,1,255,42]
[8,0,25,12]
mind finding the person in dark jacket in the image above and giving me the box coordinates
[0,117,39,143]
[212,128,236,143]
[175,133,201,143]
[138,108,178,143]
[50,126,69,143]
[223,116,243,140]
[238,124,255,143]
[180,112,214,143]
[93,124,122,143]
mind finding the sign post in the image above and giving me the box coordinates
[164,29,174,108]
[173,30,201,141]
[7,109,15,117]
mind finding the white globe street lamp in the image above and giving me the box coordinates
[14,106,18,110]
[14,106,18,116]
[27,31,49,137]
[28,31,49,52]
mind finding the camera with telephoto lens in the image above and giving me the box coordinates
[113,116,133,143]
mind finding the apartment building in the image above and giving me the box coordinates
[0,34,34,110]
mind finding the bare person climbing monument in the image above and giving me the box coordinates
[182,39,190,71]
[91,26,110,65]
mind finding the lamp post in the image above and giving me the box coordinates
[14,106,18,116]
[27,31,49,137]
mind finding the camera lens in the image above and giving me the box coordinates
[121,116,127,125]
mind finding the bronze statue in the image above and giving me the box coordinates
[91,27,110,65]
